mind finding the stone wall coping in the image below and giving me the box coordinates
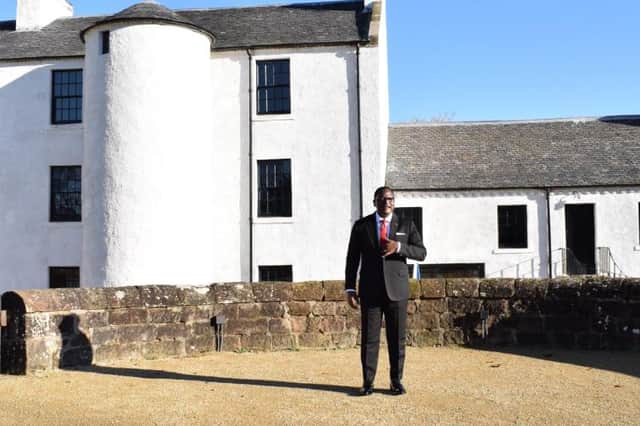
[4,278,640,314]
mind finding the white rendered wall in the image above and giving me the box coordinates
[359,0,389,213]
[250,46,362,282]
[16,0,73,31]
[549,188,640,278]
[0,59,84,293]
[395,190,550,278]
[83,24,216,286]
[209,50,250,281]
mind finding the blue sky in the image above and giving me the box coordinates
[1,0,638,123]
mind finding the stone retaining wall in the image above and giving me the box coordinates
[1,277,639,374]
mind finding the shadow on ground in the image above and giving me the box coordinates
[470,345,640,379]
[67,365,391,396]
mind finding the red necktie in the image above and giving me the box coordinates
[380,219,388,248]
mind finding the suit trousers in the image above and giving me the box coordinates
[360,294,407,386]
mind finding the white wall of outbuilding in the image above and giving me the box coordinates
[395,187,640,279]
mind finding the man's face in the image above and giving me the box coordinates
[374,189,395,217]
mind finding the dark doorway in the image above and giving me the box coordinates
[565,204,595,274]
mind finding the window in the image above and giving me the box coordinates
[101,31,110,54]
[498,205,527,248]
[395,207,423,236]
[258,159,291,217]
[51,69,83,124]
[418,263,485,279]
[256,59,290,114]
[259,265,293,282]
[50,166,81,222]
[49,267,80,288]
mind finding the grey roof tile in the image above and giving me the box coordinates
[0,1,367,61]
[387,117,640,190]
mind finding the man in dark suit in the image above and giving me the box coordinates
[345,186,426,396]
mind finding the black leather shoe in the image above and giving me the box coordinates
[359,385,374,396]
[390,383,406,395]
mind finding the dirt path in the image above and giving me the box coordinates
[1,347,638,425]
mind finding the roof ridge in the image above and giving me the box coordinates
[390,115,640,128]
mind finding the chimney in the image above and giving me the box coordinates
[16,0,73,31]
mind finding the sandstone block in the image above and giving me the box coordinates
[261,302,286,318]
[181,286,214,306]
[323,281,345,301]
[297,332,332,348]
[479,279,515,298]
[514,279,549,299]
[138,286,184,308]
[421,279,446,298]
[447,278,480,298]
[332,331,357,349]
[104,286,143,309]
[237,303,262,319]
[221,335,242,352]
[252,282,294,302]
[271,334,297,350]
[24,313,55,338]
[241,334,272,351]
[448,298,482,314]
[189,320,214,338]
[142,340,185,359]
[443,329,465,345]
[26,338,54,371]
[289,316,308,333]
[108,308,148,325]
[154,323,187,341]
[269,318,291,334]
[116,324,154,344]
[214,283,255,304]
[311,302,336,316]
[406,301,418,314]
[220,304,239,321]
[148,307,182,324]
[407,312,439,330]
[185,335,214,355]
[91,326,118,346]
[94,343,142,363]
[292,281,323,301]
[418,299,447,314]
[287,301,312,316]
[411,329,443,347]
[582,277,626,299]
[548,277,583,298]
[624,278,640,300]
[409,279,421,299]
[224,318,268,335]
[335,301,351,316]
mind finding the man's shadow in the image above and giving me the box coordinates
[58,314,93,368]
[74,364,367,396]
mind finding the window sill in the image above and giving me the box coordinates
[50,123,83,130]
[492,248,532,255]
[49,221,82,227]
[252,114,295,122]
[253,217,295,225]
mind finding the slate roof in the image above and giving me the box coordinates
[80,2,215,42]
[0,1,368,61]
[387,116,640,190]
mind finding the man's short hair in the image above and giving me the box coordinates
[373,186,393,200]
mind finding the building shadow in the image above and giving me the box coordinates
[468,344,640,379]
[71,364,364,396]
[58,314,93,369]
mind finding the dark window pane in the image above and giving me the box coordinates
[259,265,292,282]
[50,166,81,222]
[101,31,110,54]
[256,59,290,114]
[258,159,291,217]
[419,263,485,279]
[498,205,527,248]
[49,267,80,288]
[52,70,83,124]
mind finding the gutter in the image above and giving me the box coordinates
[356,44,363,217]
[247,48,254,282]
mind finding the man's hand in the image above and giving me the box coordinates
[347,293,360,309]
[381,239,399,257]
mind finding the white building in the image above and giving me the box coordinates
[0,0,389,292]
[388,118,640,279]
[1,0,639,293]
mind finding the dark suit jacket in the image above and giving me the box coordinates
[345,212,426,302]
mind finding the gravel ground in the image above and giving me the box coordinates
[1,347,638,425]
